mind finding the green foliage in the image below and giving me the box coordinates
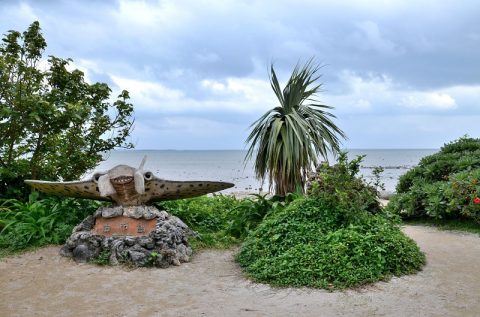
[0,21,134,199]
[158,194,301,249]
[308,152,384,216]
[245,59,346,196]
[90,250,111,266]
[237,156,424,289]
[396,136,480,193]
[388,136,480,223]
[237,198,424,289]
[0,192,296,255]
[146,251,160,267]
[158,195,244,249]
[0,193,103,254]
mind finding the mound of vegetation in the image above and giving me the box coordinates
[236,154,425,289]
[387,137,480,223]
[158,193,293,249]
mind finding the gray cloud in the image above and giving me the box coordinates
[1,0,479,149]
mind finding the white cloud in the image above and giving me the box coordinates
[201,79,226,92]
[112,75,274,114]
[400,92,457,110]
[354,98,372,110]
[324,70,467,113]
[111,75,184,112]
[66,58,99,83]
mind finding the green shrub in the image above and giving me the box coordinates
[158,195,236,233]
[0,193,102,253]
[388,136,480,223]
[237,196,424,289]
[237,155,424,289]
[157,195,240,249]
[158,193,301,249]
[226,193,300,239]
[307,152,388,218]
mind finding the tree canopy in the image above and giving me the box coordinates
[245,60,346,196]
[0,21,134,198]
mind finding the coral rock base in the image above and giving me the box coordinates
[59,206,194,267]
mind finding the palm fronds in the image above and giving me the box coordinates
[245,60,346,196]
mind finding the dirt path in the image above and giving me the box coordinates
[1,225,480,317]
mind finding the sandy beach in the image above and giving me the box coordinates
[1,225,479,317]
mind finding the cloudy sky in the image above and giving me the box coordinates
[1,0,479,149]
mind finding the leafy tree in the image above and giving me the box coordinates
[245,60,346,196]
[0,21,134,199]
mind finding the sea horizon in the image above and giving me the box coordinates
[92,148,439,194]
[121,148,440,151]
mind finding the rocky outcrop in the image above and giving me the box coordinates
[59,206,194,267]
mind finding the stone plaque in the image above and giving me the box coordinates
[92,216,157,237]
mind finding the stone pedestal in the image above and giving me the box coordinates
[59,205,194,267]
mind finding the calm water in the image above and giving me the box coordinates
[89,149,438,194]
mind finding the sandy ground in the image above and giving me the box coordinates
[1,225,480,317]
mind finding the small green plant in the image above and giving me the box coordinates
[146,251,160,266]
[372,166,386,192]
[90,250,111,266]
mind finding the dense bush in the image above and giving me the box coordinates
[388,137,480,222]
[157,194,295,249]
[0,193,103,254]
[158,195,241,248]
[308,153,384,215]
[236,155,424,289]
[0,191,293,255]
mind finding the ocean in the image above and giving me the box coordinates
[89,149,437,195]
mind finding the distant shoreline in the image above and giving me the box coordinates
[94,149,435,194]
[111,148,440,152]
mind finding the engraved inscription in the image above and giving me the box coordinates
[93,216,157,237]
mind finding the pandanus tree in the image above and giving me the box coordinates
[245,60,346,196]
